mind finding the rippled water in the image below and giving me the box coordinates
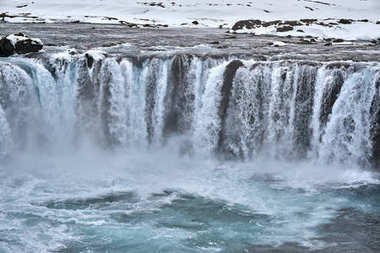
[1,147,379,253]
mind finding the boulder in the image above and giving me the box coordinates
[0,37,14,57]
[338,19,352,24]
[231,19,262,31]
[0,33,43,57]
[276,25,294,32]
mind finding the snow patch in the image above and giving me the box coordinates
[84,49,106,61]
[272,41,287,47]
[6,34,43,47]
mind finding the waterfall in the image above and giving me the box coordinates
[0,54,379,168]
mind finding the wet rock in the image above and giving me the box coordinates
[218,60,244,153]
[276,25,294,32]
[85,53,94,68]
[231,19,262,31]
[370,79,380,169]
[0,37,14,56]
[319,70,345,128]
[0,33,43,57]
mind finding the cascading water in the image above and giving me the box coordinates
[0,51,380,253]
[0,54,378,167]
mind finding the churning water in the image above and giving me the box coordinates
[0,52,379,252]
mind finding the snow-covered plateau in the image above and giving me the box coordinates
[1,0,380,40]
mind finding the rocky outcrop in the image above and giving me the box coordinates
[231,20,262,31]
[0,37,14,57]
[276,25,294,32]
[0,33,43,57]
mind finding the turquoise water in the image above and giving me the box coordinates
[1,150,379,253]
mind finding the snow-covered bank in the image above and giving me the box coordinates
[230,19,380,40]
[1,1,379,25]
[1,1,380,39]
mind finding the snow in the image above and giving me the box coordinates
[235,21,380,40]
[272,41,287,47]
[6,34,26,47]
[1,0,380,39]
[5,34,43,47]
[85,49,106,61]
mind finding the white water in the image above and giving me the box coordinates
[0,54,379,252]
[0,55,379,166]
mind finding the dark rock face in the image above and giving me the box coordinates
[231,20,262,31]
[0,37,15,57]
[319,70,345,128]
[0,33,43,57]
[85,53,94,68]
[163,55,194,138]
[370,77,380,169]
[293,65,316,157]
[217,60,244,154]
[14,38,43,54]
